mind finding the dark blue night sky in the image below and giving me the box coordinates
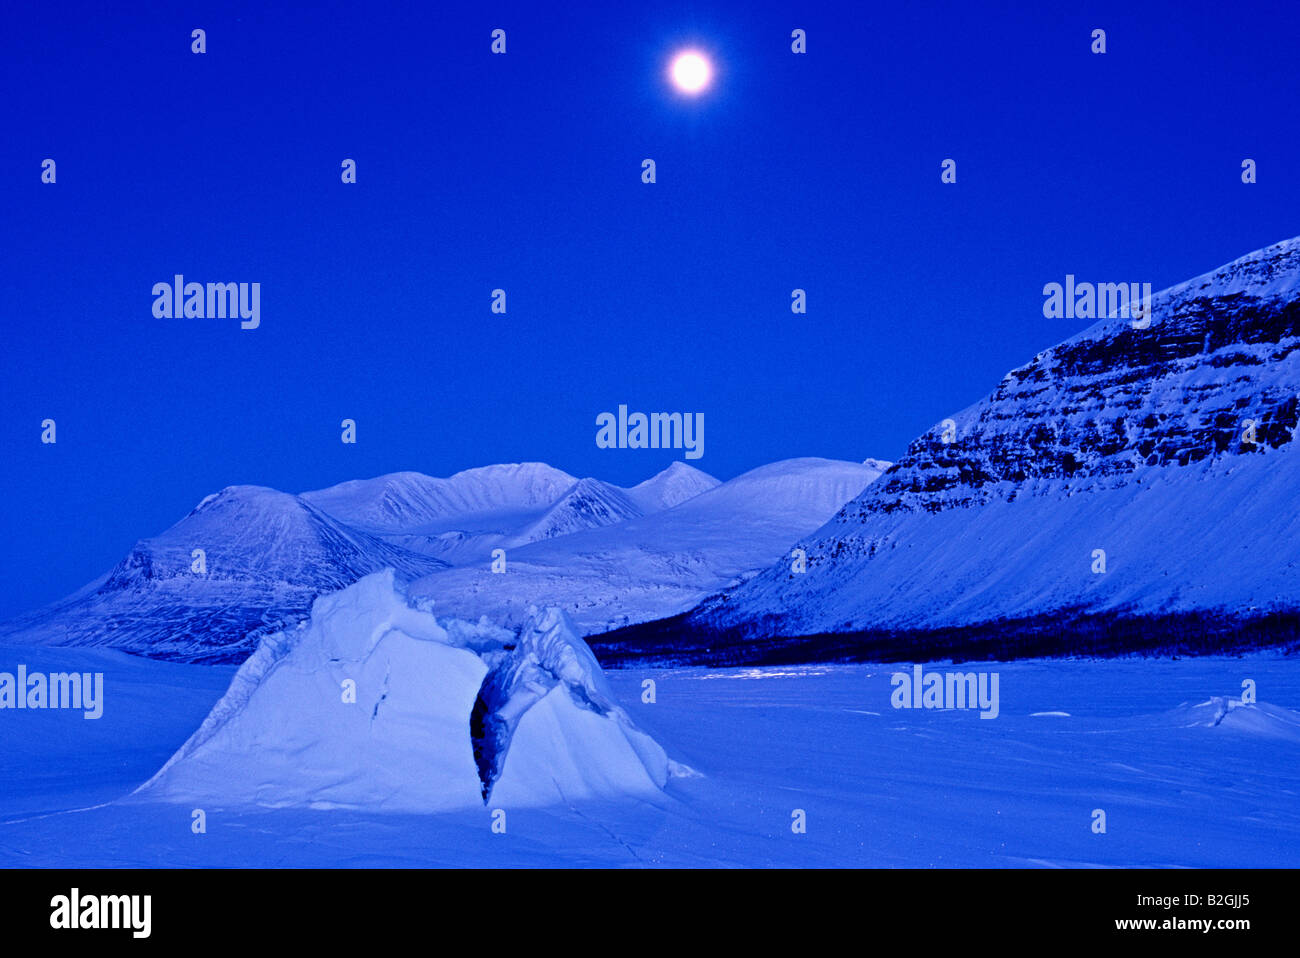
[2,0,1297,617]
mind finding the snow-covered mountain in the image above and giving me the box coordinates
[0,463,714,663]
[301,463,579,537]
[634,237,1300,662]
[300,462,718,562]
[512,477,646,544]
[626,461,721,511]
[0,485,450,663]
[0,456,889,663]
[406,457,890,634]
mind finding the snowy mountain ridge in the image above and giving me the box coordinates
[403,457,890,635]
[0,457,887,662]
[600,235,1300,662]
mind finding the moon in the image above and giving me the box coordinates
[670,51,712,94]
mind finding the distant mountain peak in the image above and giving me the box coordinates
[513,478,644,544]
[628,461,720,511]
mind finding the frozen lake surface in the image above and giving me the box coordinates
[1,642,1297,867]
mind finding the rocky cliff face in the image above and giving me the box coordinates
[676,237,1300,651]
[862,238,1300,515]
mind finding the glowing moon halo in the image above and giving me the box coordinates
[670,51,712,94]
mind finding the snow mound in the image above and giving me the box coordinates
[1167,696,1300,742]
[133,570,671,811]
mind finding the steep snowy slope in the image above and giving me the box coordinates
[664,237,1300,656]
[133,571,673,811]
[408,458,889,634]
[0,486,448,663]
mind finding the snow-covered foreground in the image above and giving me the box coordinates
[1,642,1297,867]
